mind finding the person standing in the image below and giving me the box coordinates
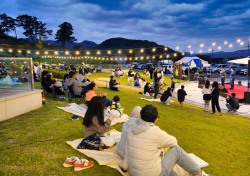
[211,81,222,116]
[220,66,226,87]
[153,69,162,99]
[177,85,187,106]
[170,77,175,93]
[229,68,235,90]
[202,79,212,112]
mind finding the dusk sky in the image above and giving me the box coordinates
[1,0,250,52]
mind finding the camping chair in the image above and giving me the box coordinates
[67,85,85,104]
[42,86,56,100]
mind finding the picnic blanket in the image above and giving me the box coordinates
[67,130,209,176]
[57,103,129,126]
[140,97,161,102]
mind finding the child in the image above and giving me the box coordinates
[177,85,187,106]
[110,95,124,117]
[170,77,175,93]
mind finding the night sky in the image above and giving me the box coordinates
[1,0,250,52]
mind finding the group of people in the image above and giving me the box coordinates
[81,98,209,175]
[202,79,239,114]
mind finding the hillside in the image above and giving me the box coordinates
[96,37,164,49]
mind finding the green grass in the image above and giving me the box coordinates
[0,75,249,176]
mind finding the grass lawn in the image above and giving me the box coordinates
[0,73,249,176]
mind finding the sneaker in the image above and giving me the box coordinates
[69,115,79,120]
[74,159,94,171]
[63,156,79,167]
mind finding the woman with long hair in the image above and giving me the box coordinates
[202,79,212,112]
[211,81,222,116]
[83,96,115,138]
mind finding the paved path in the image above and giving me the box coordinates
[174,81,250,118]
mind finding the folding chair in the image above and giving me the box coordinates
[68,85,85,104]
[42,86,56,100]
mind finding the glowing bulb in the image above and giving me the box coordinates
[200,43,204,48]
[240,42,244,46]
[45,51,48,55]
[164,47,168,51]
[152,48,156,52]
[140,49,144,52]
[107,50,111,54]
[18,50,21,53]
[8,49,13,52]
[188,45,191,49]
[224,41,228,45]
[65,51,69,55]
[218,46,222,50]
[237,39,241,43]
[229,44,233,48]
[97,51,100,55]
[174,53,177,57]
[129,50,133,53]
[76,51,79,55]
[86,51,90,55]
[54,51,58,55]
[208,48,212,52]
[118,50,121,54]
[175,46,179,50]
[199,50,202,53]
[36,51,39,55]
[212,42,216,46]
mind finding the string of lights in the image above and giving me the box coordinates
[0,37,249,61]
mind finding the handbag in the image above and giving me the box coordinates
[77,133,101,150]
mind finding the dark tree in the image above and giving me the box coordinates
[16,14,52,43]
[55,22,77,47]
[0,13,17,38]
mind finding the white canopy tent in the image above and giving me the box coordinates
[228,56,250,65]
[175,56,210,68]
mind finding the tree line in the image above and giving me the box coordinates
[0,13,76,47]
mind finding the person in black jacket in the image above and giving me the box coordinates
[109,75,119,91]
[211,81,222,115]
[177,85,187,106]
[226,93,239,112]
[160,87,172,105]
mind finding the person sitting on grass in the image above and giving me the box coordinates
[160,87,172,105]
[109,95,124,118]
[117,106,142,158]
[82,96,115,138]
[109,75,119,91]
[226,93,239,113]
[121,104,209,176]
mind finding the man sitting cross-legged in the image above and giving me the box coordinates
[121,104,209,176]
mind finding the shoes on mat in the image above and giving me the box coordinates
[63,157,94,171]
[63,156,79,167]
[74,159,94,171]
[69,115,79,120]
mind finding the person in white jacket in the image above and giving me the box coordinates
[124,104,204,176]
[117,106,142,158]
[202,79,212,112]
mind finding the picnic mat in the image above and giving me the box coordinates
[57,103,129,126]
[67,130,209,176]
[140,97,161,102]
